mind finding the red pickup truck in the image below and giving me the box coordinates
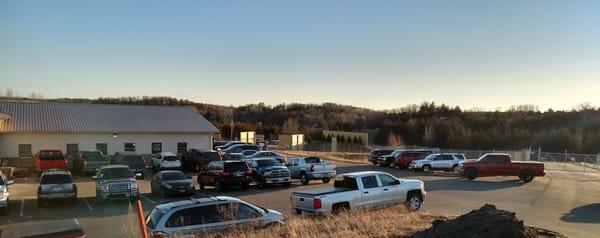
[35,150,68,171]
[459,153,545,182]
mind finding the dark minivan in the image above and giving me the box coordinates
[197,160,253,191]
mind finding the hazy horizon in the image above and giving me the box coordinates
[1,1,599,111]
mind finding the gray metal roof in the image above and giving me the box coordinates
[0,101,218,133]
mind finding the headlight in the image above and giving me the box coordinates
[163,183,172,189]
[0,190,7,200]
[100,184,109,192]
[131,182,139,189]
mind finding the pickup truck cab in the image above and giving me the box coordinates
[286,157,336,185]
[459,153,545,182]
[244,158,291,187]
[72,150,109,175]
[35,150,68,171]
[409,153,466,173]
[291,171,425,215]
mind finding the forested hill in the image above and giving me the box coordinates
[1,96,599,153]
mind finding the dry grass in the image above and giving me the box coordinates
[123,205,445,238]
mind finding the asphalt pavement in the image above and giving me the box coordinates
[0,162,599,238]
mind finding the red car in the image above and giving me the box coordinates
[392,150,433,168]
[35,150,68,171]
[459,153,545,182]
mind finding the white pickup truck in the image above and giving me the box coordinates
[286,157,336,185]
[291,171,426,215]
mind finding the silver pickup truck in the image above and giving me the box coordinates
[93,165,140,203]
[286,157,336,185]
[291,171,425,215]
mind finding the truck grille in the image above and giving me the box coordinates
[109,182,130,193]
[268,170,289,178]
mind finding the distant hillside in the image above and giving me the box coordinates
[1,96,599,153]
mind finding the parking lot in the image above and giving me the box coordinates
[0,161,599,238]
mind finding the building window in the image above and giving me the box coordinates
[177,142,187,154]
[124,143,136,152]
[96,143,108,155]
[18,144,32,158]
[152,143,162,154]
[66,144,79,157]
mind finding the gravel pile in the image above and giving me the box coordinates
[411,204,566,238]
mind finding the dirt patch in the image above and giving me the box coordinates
[412,204,566,238]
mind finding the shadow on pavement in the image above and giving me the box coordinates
[425,178,526,192]
[561,203,600,223]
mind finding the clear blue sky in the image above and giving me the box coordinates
[1,0,599,110]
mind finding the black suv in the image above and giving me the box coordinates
[368,149,395,165]
[110,152,146,178]
[180,149,221,172]
[197,160,252,191]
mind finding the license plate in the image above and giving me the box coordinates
[234,172,243,177]
[52,187,62,192]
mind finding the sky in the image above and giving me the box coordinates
[1,0,599,111]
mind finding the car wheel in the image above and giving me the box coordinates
[282,182,291,187]
[452,165,459,174]
[257,178,266,188]
[520,170,534,182]
[199,180,205,190]
[241,182,250,190]
[332,202,350,215]
[465,168,478,180]
[322,178,330,183]
[405,192,422,211]
[371,161,378,165]
[300,173,309,185]
[422,165,431,173]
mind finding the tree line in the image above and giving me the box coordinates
[1,95,599,153]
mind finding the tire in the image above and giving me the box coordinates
[241,182,250,190]
[215,180,223,192]
[422,165,432,173]
[282,182,291,187]
[465,168,478,180]
[520,170,534,182]
[405,192,422,211]
[300,173,309,185]
[332,202,350,215]
[322,178,330,183]
[380,163,388,168]
[452,165,459,174]
[371,161,378,165]
[257,178,266,188]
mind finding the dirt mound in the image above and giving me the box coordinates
[411,204,566,238]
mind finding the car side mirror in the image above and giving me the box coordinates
[92,175,98,180]
[394,180,401,185]
[6,180,14,185]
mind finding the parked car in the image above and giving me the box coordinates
[291,171,426,215]
[223,144,260,154]
[151,170,195,197]
[368,149,395,165]
[180,149,222,172]
[93,165,140,203]
[409,153,466,173]
[239,150,258,156]
[35,150,68,172]
[72,150,109,175]
[152,152,182,171]
[244,158,291,187]
[146,196,284,237]
[37,169,77,207]
[0,171,15,214]
[377,150,432,168]
[223,153,245,161]
[111,152,146,178]
[213,140,229,150]
[215,141,246,151]
[246,151,286,163]
[459,153,545,182]
[286,157,336,185]
[197,160,253,191]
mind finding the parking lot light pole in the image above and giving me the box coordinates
[136,200,149,238]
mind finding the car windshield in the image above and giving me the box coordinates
[146,209,165,229]
[256,159,279,167]
[101,168,133,179]
[39,151,64,160]
[390,150,403,157]
[333,176,358,190]
[163,156,178,161]
[162,172,187,181]
[423,154,437,160]
[225,162,247,172]
[82,152,104,161]
[304,157,323,163]
[41,174,72,184]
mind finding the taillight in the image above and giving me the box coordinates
[310,165,315,172]
[313,198,322,209]
[220,171,231,177]
[153,231,167,238]
[332,162,336,171]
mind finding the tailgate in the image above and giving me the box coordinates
[314,162,335,172]
[291,193,316,210]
